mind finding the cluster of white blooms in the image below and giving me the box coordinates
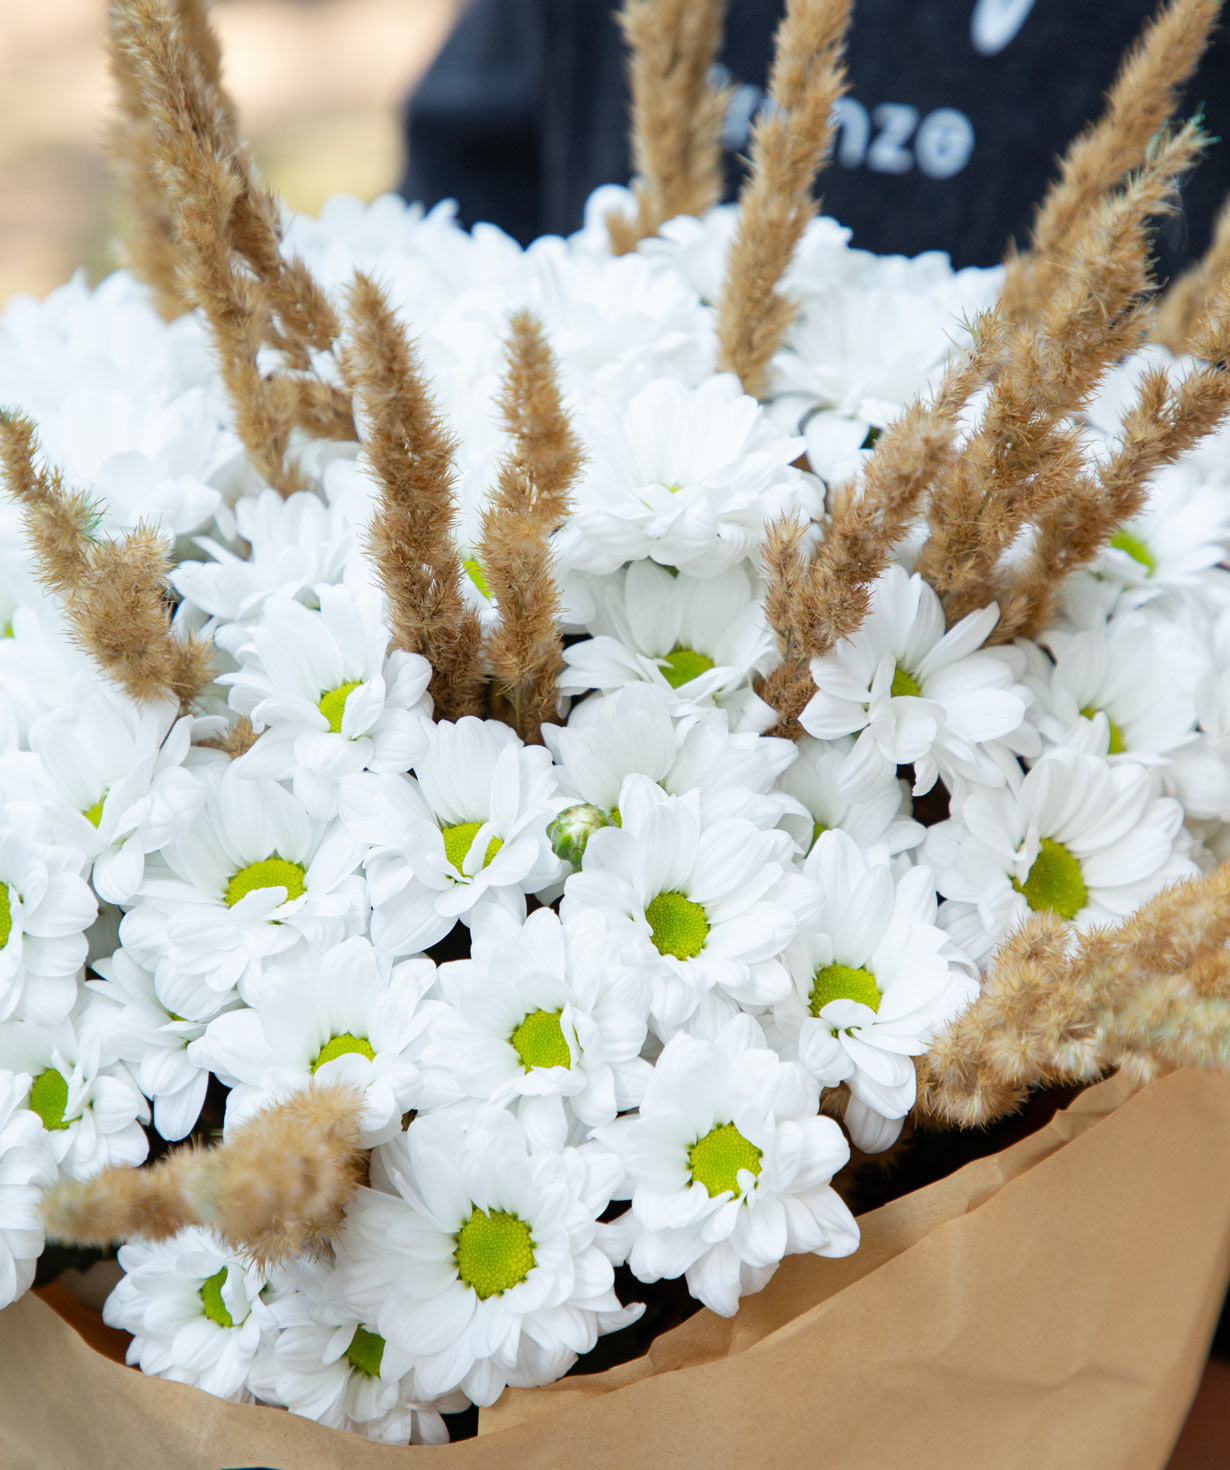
[1,185,1228,1443]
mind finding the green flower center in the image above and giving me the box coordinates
[318,681,360,734]
[345,1325,385,1378]
[510,1009,571,1071]
[810,819,829,851]
[462,555,490,597]
[1109,529,1156,575]
[0,884,11,949]
[310,1032,376,1073]
[82,794,106,828]
[441,821,503,874]
[1013,836,1088,921]
[890,663,922,699]
[454,1207,536,1300]
[645,891,709,959]
[224,855,306,908]
[29,1068,76,1131]
[1080,705,1126,755]
[688,1122,763,1199]
[808,962,882,1017]
[199,1266,236,1328]
[661,646,715,689]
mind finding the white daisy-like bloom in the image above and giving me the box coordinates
[926,746,1199,965]
[218,584,433,819]
[23,689,205,904]
[170,488,354,628]
[120,766,367,1013]
[560,775,807,1038]
[0,817,96,1025]
[0,1069,57,1309]
[596,1014,858,1317]
[339,718,565,958]
[86,948,231,1143]
[545,683,800,829]
[799,564,1035,799]
[559,560,777,732]
[556,375,814,577]
[775,734,923,861]
[103,1227,273,1402]
[249,1257,464,1443]
[1023,615,1201,769]
[421,905,651,1149]
[765,831,977,1152]
[189,937,435,1147]
[0,1007,149,1179]
[340,1108,642,1406]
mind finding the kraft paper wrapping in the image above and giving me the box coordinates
[1,1068,1227,1470]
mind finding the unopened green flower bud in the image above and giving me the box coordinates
[548,803,613,870]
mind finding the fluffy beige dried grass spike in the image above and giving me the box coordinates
[345,271,486,719]
[999,0,1220,324]
[479,311,584,742]
[607,0,732,255]
[43,1083,368,1270]
[0,411,213,710]
[1155,191,1230,350]
[716,0,853,398]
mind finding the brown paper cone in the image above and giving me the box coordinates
[1,1068,1226,1470]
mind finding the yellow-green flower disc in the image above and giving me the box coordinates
[441,822,503,873]
[1013,836,1088,920]
[318,681,361,734]
[454,1207,535,1299]
[688,1122,762,1198]
[644,891,709,959]
[224,855,307,908]
[809,962,882,1017]
[345,1325,385,1378]
[310,1032,376,1073]
[199,1266,235,1327]
[509,1009,571,1071]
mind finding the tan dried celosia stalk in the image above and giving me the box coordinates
[916,864,1230,1129]
[479,312,584,742]
[715,0,853,398]
[0,412,213,710]
[1155,192,1230,350]
[107,0,354,497]
[344,272,485,719]
[998,0,1220,325]
[919,122,1206,625]
[42,1083,367,1271]
[606,0,731,256]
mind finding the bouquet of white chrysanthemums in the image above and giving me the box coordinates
[2,0,1229,1453]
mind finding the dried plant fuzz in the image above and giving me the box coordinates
[479,312,584,742]
[607,0,731,255]
[1000,0,1220,324]
[107,0,353,495]
[916,864,1230,1129]
[345,272,485,719]
[43,1083,367,1271]
[716,0,853,397]
[1156,192,1230,351]
[0,411,213,709]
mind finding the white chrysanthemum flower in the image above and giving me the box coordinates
[560,776,807,1038]
[218,585,432,818]
[1024,616,1201,769]
[171,488,354,627]
[545,683,800,829]
[103,1227,273,1402]
[120,766,367,1013]
[559,561,777,732]
[800,564,1035,798]
[0,1008,148,1179]
[776,733,923,861]
[765,831,977,1151]
[86,948,231,1143]
[24,689,205,904]
[340,1108,641,1406]
[0,1070,57,1309]
[926,746,1199,964]
[0,819,96,1025]
[340,718,565,957]
[422,905,651,1148]
[249,1257,463,1443]
[596,1014,858,1316]
[557,375,814,576]
[189,937,434,1147]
